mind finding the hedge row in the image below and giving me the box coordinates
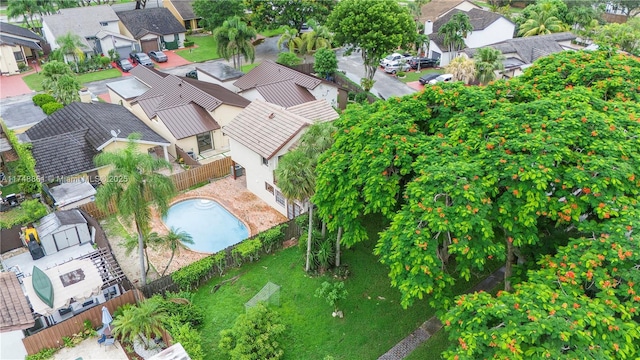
[1,123,41,194]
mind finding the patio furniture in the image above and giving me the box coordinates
[103,337,117,350]
[97,334,106,345]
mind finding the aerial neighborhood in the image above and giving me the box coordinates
[0,0,638,359]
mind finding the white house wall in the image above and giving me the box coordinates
[309,83,338,108]
[41,21,58,50]
[0,45,20,74]
[0,331,28,360]
[229,131,306,217]
[238,88,264,103]
[464,18,514,49]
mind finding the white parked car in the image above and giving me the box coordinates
[428,73,454,84]
[384,62,411,74]
[379,52,412,67]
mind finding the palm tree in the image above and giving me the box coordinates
[518,3,568,36]
[276,122,337,271]
[291,20,333,61]
[277,26,299,52]
[7,0,53,33]
[474,47,505,85]
[56,32,87,72]
[94,133,176,285]
[213,16,257,70]
[148,228,194,276]
[112,300,166,349]
[438,12,473,64]
[446,56,476,84]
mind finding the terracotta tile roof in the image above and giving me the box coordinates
[134,75,222,116]
[233,60,322,91]
[255,79,316,108]
[156,103,220,140]
[0,272,35,332]
[419,0,476,23]
[224,101,314,159]
[130,65,169,88]
[287,99,339,122]
[181,77,250,108]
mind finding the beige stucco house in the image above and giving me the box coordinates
[0,22,43,75]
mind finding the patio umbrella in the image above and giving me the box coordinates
[101,306,113,334]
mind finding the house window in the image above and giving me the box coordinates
[275,190,285,206]
[100,22,108,26]
[184,20,192,30]
[262,157,269,166]
[197,132,213,152]
[265,182,274,195]
[13,50,24,61]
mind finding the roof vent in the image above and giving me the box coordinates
[268,113,275,119]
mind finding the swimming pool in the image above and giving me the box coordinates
[163,198,249,253]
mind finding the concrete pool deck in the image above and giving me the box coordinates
[109,175,288,283]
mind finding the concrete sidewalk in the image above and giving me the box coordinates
[378,267,506,360]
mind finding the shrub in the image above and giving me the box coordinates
[212,252,226,275]
[25,347,56,360]
[99,56,112,68]
[259,223,288,253]
[354,92,368,104]
[167,321,204,360]
[276,52,302,67]
[32,94,56,107]
[184,40,195,47]
[148,292,205,328]
[219,304,286,360]
[171,256,214,290]
[231,237,262,265]
[396,71,406,77]
[41,102,64,115]
[315,281,348,314]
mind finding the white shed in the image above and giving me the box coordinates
[36,210,91,255]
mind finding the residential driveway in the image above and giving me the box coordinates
[0,93,46,131]
[155,50,191,69]
[0,72,35,99]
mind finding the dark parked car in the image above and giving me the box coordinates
[418,73,440,85]
[408,57,439,69]
[185,70,198,79]
[148,50,168,63]
[115,58,134,72]
[129,52,154,67]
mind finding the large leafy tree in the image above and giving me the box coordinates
[608,0,640,17]
[213,16,257,70]
[326,0,415,91]
[590,18,640,55]
[94,133,176,285]
[245,0,336,32]
[438,12,473,64]
[313,49,640,313]
[41,61,81,105]
[474,46,505,85]
[192,0,245,32]
[314,47,338,80]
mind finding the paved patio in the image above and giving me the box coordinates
[52,336,128,360]
[0,71,35,99]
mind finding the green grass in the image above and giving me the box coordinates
[0,182,20,195]
[22,68,122,92]
[259,27,287,38]
[398,68,444,83]
[176,36,220,62]
[240,62,260,73]
[193,215,499,360]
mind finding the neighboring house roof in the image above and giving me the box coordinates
[287,99,340,122]
[463,32,577,64]
[233,60,323,91]
[95,30,137,42]
[30,129,98,181]
[430,8,510,50]
[106,77,151,100]
[117,8,186,39]
[224,100,330,159]
[130,65,169,88]
[196,61,244,82]
[420,0,478,23]
[0,22,44,50]
[42,5,120,49]
[169,0,198,20]
[131,66,250,139]
[256,79,317,108]
[0,22,44,41]
[0,272,35,332]
[25,102,168,149]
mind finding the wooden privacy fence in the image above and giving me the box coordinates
[141,217,302,298]
[79,157,234,219]
[23,290,138,355]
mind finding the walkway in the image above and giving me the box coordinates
[0,71,34,99]
[378,267,506,360]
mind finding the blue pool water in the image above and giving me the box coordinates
[163,199,249,253]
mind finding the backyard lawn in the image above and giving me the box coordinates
[193,216,498,360]
[240,62,260,73]
[176,36,220,62]
[22,69,122,92]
